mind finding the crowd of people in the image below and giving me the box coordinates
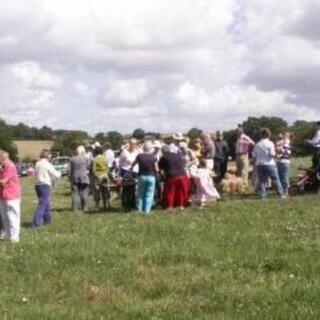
[0,122,320,242]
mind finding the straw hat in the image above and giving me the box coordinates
[172,132,185,141]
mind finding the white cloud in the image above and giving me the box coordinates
[0,0,319,132]
[0,61,62,126]
[73,81,95,97]
[99,78,149,108]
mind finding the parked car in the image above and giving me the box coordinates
[52,157,70,176]
[16,163,28,177]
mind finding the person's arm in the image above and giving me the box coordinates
[246,135,255,146]
[154,157,159,174]
[0,164,16,186]
[269,143,276,158]
[48,162,62,179]
[309,130,320,146]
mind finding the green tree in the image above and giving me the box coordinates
[132,128,145,140]
[106,131,123,150]
[0,119,18,160]
[223,129,237,159]
[289,121,314,156]
[187,127,202,140]
[241,116,288,142]
[51,132,86,157]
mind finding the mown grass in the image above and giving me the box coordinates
[0,161,319,319]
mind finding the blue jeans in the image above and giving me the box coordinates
[32,184,51,227]
[137,175,156,214]
[256,165,284,199]
[277,162,290,193]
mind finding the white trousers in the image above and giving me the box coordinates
[0,199,21,242]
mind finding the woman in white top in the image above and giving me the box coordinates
[32,149,61,227]
[118,138,141,212]
[252,128,285,199]
[276,132,292,195]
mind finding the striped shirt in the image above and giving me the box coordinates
[236,133,255,155]
[276,139,292,164]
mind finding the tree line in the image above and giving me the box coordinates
[0,116,317,161]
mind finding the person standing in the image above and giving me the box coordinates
[214,131,229,181]
[0,150,21,242]
[170,133,185,154]
[131,141,158,214]
[192,138,202,164]
[235,127,255,185]
[32,150,61,227]
[178,141,197,176]
[200,133,215,171]
[104,142,115,170]
[252,128,285,199]
[92,146,109,210]
[69,146,90,212]
[305,121,320,168]
[159,146,190,210]
[118,138,141,212]
[276,133,292,196]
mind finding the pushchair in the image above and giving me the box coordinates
[289,162,320,196]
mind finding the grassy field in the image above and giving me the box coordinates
[0,161,319,319]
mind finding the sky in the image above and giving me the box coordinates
[0,0,319,134]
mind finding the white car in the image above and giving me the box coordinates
[52,157,70,176]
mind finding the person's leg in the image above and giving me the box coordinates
[268,165,284,197]
[32,184,49,227]
[175,175,190,208]
[0,200,10,239]
[214,159,222,180]
[137,176,145,212]
[80,184,90,211]
[242,155,249,185]
[278,163,290,195]
[163,178,175,209]
[143,176,156,213]
[43,186,52,225]
[6,199,21,242]
[236,155,243,177]
[221,160,228,180]
[283,163,290,194]
[277,163,285,192]
[181,175,191,207]
[71,183,80,211]
[257,165,268,199]
[93,177,101,209]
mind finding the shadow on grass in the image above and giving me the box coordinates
[21,221,33,229]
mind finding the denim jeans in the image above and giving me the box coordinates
[137,175,156,214]
[32,184,51,227]
[277,162,290,193]
[256,165,284,198]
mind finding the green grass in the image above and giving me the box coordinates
[0,159,319,319]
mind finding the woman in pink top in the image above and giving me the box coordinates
[0,150,21,242]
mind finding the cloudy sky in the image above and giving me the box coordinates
[0,0,319,133]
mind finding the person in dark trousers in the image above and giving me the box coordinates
[159,146,190,210]
[69,146,90,212]
[32,150,61,227]
[214,131,229,181]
